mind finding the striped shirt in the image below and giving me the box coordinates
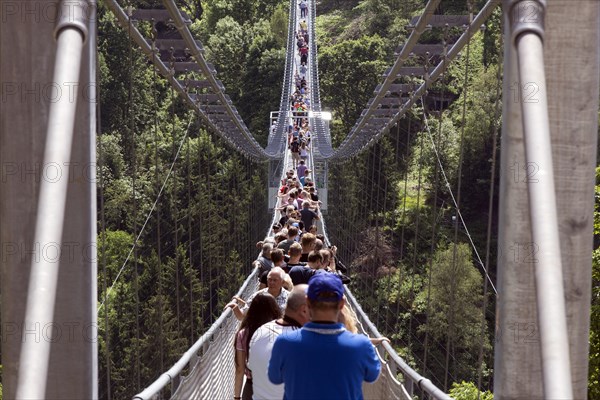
[246,288,289,314]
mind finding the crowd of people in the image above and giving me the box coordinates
[226,266,387,399]
[223,2,388,399]
[288,7,311,169]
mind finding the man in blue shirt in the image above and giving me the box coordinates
[268,273,381,399]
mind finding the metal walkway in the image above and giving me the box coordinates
[130,0,457,398]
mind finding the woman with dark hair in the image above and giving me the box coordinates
[231,293,281,400]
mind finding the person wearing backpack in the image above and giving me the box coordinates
[290,137,301,168]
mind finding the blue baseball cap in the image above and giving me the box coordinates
[307,273,344,302]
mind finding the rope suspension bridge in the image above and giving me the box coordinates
[0,0,598,399]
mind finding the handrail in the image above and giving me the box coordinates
[129,0,460,398]
[132,268,259,399]
[267,0,296,156]
[330,0,441,159]
[266,0,298,156]
[161,0,272,159]
[330,0,501,160]
[102,0,271,161]
[16,1,89,397]
[344,286,452,400]
[509,0,573,397]
[306,0,334,159]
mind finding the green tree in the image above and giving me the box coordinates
[417,243,490,384]
[206,16,247,101]
[590,247,600,398]
[270,3,288,48]
[204,0,245,31]
[449,381,494,400]
[95,2,272,397]
[353,0,419,39]
[319,35,388,142]
[239,46,285,145]
[203,0,281,29]
[238,18,285,144]
[589,167,600,398]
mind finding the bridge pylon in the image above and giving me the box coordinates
[1,1,98,398]
[496,0,599,398]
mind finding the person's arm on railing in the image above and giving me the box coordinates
[370,337,390,346]
[225,296,246,321]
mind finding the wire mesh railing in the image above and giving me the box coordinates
[345,287,452,400]
[102,0,279,161]
[128,0,469,398]
[265,0,298,157]
[328,0,501,161]
[306,0,334,159]
[132,269,259,399]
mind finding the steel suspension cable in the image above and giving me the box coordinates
[151,29,165,374]
[373,143,386,329]
[395,114,411,330]
[477,24,503,397]
[423,37,450,374]
[378,141,392,333]
[445,4,474,387]
[207,137,214,324]
[399,101,414,264]
[367,146,378,301]
[349,159,359,273]
[408,122,425,352]
[196,129,206,326]
[170,82,182,333]
[422,112,498,295]
[234,158,242,269]
[354,155,364,264]
[335,164,347,262]
[99,115,195,311]
[186,120,195,345]
[127,6,142,390]
[96,30,112,400]
[245,157,252,266]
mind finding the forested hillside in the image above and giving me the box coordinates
[95,0,282,396]
[89,0,599,398]
[315,1,599,397]
[319,0,501,394]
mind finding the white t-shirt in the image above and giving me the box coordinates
[248,321,300,400]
